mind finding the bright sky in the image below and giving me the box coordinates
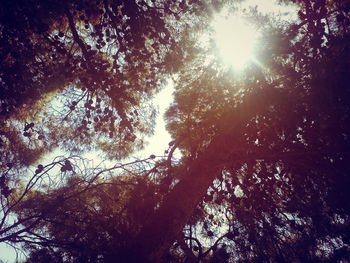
[0,244,22,263]
[213,11,258,70]
[213,0,296,70]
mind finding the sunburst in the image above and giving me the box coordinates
[213,12,258,70]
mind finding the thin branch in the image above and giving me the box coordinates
[183,235,203,259]
[65,7,89,61]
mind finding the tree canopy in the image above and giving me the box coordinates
[1,0,350,262]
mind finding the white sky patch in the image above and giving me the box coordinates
[136,80,174,158]
[213,13,259,70]
[0,243,22,263]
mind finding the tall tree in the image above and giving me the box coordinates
[162,0,350,261]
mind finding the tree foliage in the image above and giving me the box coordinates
[1,0,350,262]
[0,0,210,169]
[164,0,350,261]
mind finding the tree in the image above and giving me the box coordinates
[17,166,159,262]
[0,0,216,255]
[2,0,350,262]
[162,0,350,261]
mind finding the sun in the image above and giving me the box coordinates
[213,12,258,70]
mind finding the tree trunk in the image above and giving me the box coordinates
[133,89,277,261]
[133,133,234,262]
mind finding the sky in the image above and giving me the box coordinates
[134,80,174,158]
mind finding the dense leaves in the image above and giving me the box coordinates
[0,0,210,172]
[165,0,350,261]
[18,174,160,262]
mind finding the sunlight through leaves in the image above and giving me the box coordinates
[213,9,259,70]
